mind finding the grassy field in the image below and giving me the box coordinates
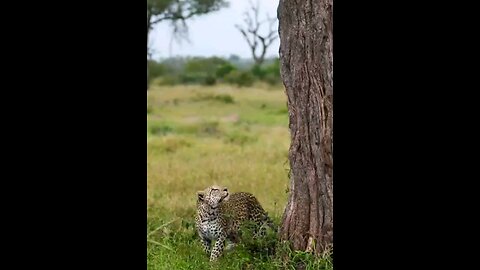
[147,84,332,269]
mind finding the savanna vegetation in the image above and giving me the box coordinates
[147,56,281,88]
[147,84,332,269]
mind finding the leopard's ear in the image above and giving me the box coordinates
[197,191,205,201]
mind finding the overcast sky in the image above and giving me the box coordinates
[149,0,280,60]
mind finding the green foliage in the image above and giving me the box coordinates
[147,0,171,16]
[147,0,228,25]
[263,73,280,86]
[225,70,255,87]
[148,123,174,136]
[169,57,228,85]
[251,64,266,79]
[148,56,282,87]
[215,63,237,78]
[185,56,227,74]
[148,60,167,77]
[148,60,168,86]
[203,75,217,86]
[251,60,281,85]
[262,58,282,85]
[178,73,204,84]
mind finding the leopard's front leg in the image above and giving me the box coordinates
[200,237,211,256]
[210,233,226,262]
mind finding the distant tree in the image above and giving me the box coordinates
[184,57,227,75]
[147,0,228,90]
[278,0,333,257]
[228,54,241,62]
[235,0,278,66]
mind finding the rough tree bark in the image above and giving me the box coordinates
[278,0,333,255]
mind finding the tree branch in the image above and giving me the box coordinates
[235,0,278,66]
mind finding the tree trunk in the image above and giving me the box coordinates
[278,0,333,255]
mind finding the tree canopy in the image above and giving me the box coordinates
[147,0,228,30]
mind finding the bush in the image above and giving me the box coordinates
[237,71,255,87]
[184,57,228,76]
[149,56,282,87]
[179,73,204,84]
[203,75,217,86]
[225,70,255,87]
[251,64,266,79]
[148,60,170,87]
[263,73,280,85]
[148,60,167,78]
[262,58,281,85]
[216,63,237,79]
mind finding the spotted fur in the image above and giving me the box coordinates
[195,185,274,261]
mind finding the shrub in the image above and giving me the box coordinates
[225,70,255,87]
[203,75,217,86]
[184,57,228,75]
[216,63,237,79]
[251,64,266,79]
[262,58,281,85]
[179,73,204,84]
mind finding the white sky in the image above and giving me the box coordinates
[149,0,280,60]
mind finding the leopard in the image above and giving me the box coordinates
[195,185,275,261]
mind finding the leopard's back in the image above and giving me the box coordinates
[220,192,274,239]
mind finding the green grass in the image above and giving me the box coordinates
[147,84,332,269]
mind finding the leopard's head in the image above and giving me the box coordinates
[197,185,230,209]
